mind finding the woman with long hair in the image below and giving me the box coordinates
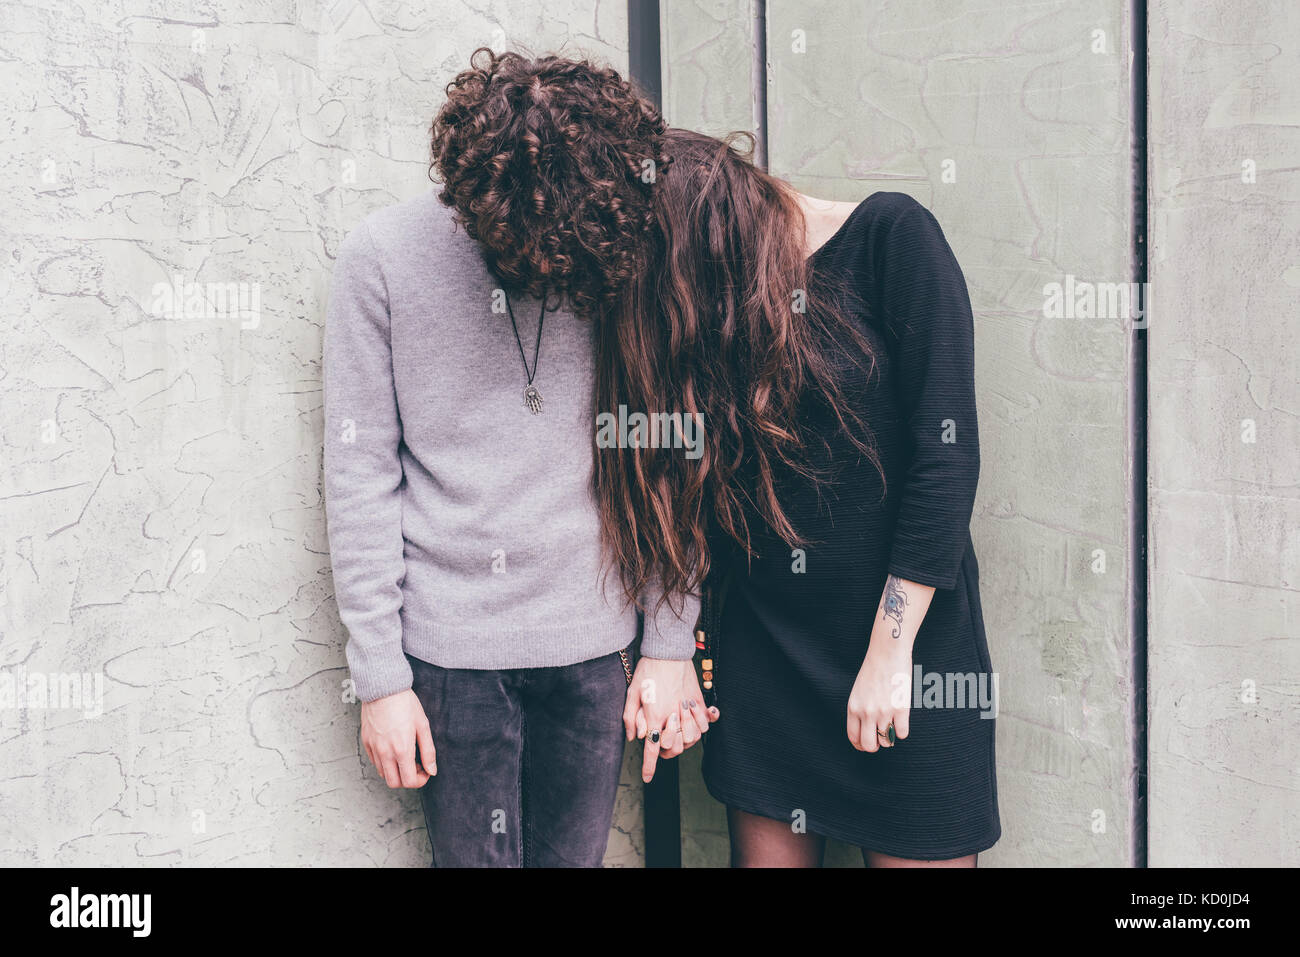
[431,48,1000,867]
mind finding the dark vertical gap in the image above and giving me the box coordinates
[643,756,681,869]
[751,0,769,169]
[1130,0,1150,869]
[628,0,662,110]
[628,0,681,869]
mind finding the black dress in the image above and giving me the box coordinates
[700,191,1000,860]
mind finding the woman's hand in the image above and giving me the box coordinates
[623,656,716,782]
[848,574,933,752]
[847,638,912,753]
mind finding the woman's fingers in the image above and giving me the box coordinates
[679,707,702,749]
[659,711,683,758]
[893,709,910,742]
[685,697,711,737]
[850,701,907,753]
[860,714,880,753]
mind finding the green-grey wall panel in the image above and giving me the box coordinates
[1147,0,1300,867]
[765,0,1138,868]
[661,0,760,139]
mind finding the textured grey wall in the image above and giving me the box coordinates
[1147,0,1300,866]
[2,0,1295,868]
[666,0,1141,867]
[0,0,648,866]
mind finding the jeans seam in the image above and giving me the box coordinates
[519,691,529,868]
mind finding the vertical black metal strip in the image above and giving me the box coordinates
[1130,0,1150,869]
[643,757,682,869]
[628,0,662,110]
[751,0,769,169]
[628,0,681,869]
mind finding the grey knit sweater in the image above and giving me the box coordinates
[323,191,699,702]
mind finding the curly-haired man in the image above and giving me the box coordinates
[322,49,710,867]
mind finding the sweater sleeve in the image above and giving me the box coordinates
[323,221,414,702]
[871,196,980,590]
[638,579,701,660]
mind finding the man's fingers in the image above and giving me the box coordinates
[893,710,910,741]
[417,722,437,776]
[397,747,425,788]
[635,709,647,740]
[379,755,401,789]
[623,685,641,741]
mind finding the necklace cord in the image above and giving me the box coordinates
[504,293,546,385]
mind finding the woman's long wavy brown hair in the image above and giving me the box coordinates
[431,49,881,614]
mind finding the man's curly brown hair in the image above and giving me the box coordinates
[429,47,669,315]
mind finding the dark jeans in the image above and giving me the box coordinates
[407,648,631,867]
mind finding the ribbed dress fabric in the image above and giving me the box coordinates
[700,191,1001,860]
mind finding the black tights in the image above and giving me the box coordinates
[727,806,977,868]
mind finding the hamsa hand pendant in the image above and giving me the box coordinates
[523,384,543,414]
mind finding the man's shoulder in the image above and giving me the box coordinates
[361,190,452,236]
[340,190,486,278]
[350,190,457,246]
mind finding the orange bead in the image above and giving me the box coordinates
[701,659,713,670]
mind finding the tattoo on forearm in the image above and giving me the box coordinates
[882,575,908,638]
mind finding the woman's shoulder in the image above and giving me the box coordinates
[829,192,958,286]
[843,191,938,242]
[812,191,942,267]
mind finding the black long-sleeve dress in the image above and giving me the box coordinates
[700,191,1000,860]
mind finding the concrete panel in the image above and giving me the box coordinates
[661,0,759,140]
[1147,0,1300,866]
[0,0,641,866]
[760,0,1139,866]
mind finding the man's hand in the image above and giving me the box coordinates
[623,657,717,783]
[361,689,436,788]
